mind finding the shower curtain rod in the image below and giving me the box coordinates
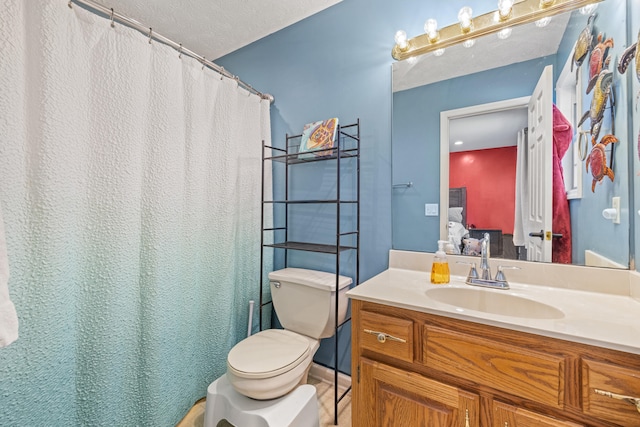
[68,0,274,103]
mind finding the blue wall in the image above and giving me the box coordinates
[218,0,635,372]
[217,0,401,373]
[392,2,631,267]
[392,57,556,253]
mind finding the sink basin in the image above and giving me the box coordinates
[426,287,564,319]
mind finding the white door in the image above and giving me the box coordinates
[526,65,553,262]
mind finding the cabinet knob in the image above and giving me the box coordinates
[363,329,406,344]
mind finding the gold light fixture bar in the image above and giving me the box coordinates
[392,0,603,60]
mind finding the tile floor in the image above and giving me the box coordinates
[176,375,352,427]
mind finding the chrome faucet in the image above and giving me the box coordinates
[460,233,520,290]
[479,233,491,280]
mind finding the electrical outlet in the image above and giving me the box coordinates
[425,203,439,216]
[612,197,620,224]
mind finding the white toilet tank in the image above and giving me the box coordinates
[268,268,352,339]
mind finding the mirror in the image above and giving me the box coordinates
[392,0,632,268]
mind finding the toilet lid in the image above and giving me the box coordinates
[227,329,311,380]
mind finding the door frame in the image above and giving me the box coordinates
[439,97,530,242]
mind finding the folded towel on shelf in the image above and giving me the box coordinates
[0,201,18,348]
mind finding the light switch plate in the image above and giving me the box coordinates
[612,197,620,224]
[425,203,439,216]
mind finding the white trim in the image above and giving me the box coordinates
[556,44,583,200]
[308,363,351,390]
[439,97,530,241]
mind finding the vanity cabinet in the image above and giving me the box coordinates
[358,358,479,426]
[351,300,640,427]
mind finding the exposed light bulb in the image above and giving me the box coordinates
[535,17,552,27]
[497,28,512,39]
[539,0,555,7]
[424,19,439,43]
[394,30,408,50]
[580,4,598,14]
[458,6,473,33]
[434,48,446,57]
[498,0,514,20]
[463,39,475,48]
[406,56,417,65]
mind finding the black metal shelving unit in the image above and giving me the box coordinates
[259,119,360,426]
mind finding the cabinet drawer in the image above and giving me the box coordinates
[582,358,640,426]
[493,401,583,427]
[423,325,566,408]
[359,310,413,363]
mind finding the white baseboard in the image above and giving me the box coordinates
[309,363,351,390]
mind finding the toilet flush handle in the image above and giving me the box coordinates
[271,281,281,289]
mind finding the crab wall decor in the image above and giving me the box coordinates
[578,57,613,142]
[586,134,618,192]
[587,33,614,94]
[572,14,596,74]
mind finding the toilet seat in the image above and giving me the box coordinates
[227,329,311,380]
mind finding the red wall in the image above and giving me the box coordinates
[449,146,517,233]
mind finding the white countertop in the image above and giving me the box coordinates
[347,268,640,355]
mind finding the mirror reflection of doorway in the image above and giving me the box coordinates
[443,66,560,262]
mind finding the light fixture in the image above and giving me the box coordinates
[394,30,408,51]
[535,16,552,27]
[391,0,604,61]
[434,48,446,57]
[458,7,474,33]
[497,27,512,39]
[498,0,514,20]
[424,19,439,43]
[463,39,475,48]
[579,3,598,14]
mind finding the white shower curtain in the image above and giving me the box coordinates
[0,1,272,425]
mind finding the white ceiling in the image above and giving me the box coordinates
[90,0,342,60]
[449,107,527,153]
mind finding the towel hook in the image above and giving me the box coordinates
[110,8,115,28]
[577,130,590,161]
[148,28,153,44]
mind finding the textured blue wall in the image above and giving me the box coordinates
[217,0,401,373]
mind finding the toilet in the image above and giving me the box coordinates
[204,267,352,427]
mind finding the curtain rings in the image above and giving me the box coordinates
[110,8,115,28]
[201,58,206,70]
[148,28,153,44]
[68,0,72,8]
[219,67,224,80]
[178,44,183,59]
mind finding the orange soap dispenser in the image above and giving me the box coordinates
[430,240,450,284]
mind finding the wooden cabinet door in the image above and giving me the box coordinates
[492,401,583,427]
[355,358,479,427]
